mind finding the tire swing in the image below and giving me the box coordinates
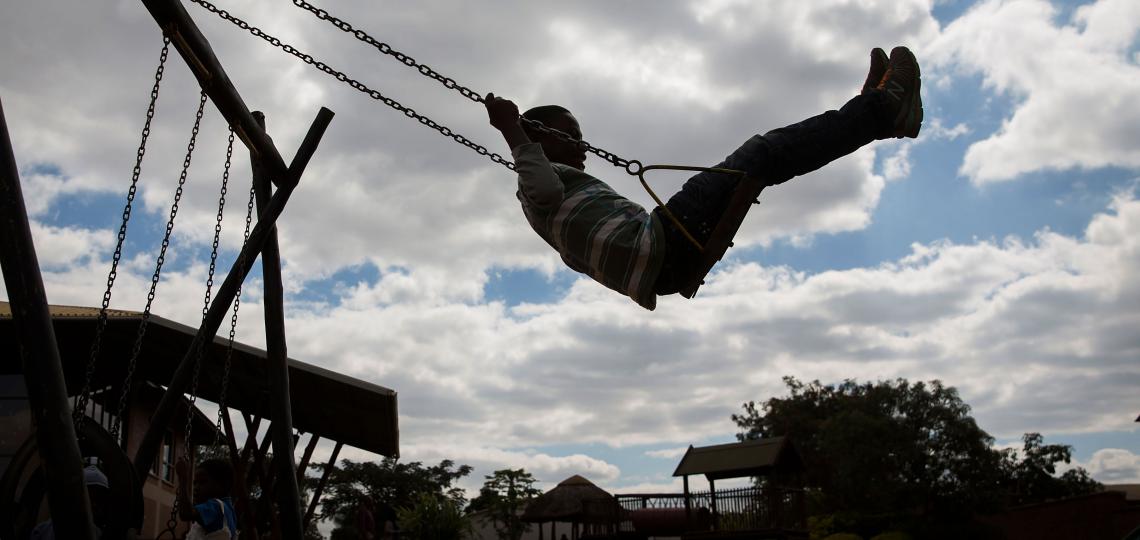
[0,417,143,540]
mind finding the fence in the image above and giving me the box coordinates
[611,486,806,535]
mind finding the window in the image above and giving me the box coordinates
[152,431,175,483]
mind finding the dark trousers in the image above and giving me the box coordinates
[654,92,890,294]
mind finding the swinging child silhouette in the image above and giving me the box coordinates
[485,47,921,310]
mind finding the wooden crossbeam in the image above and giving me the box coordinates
[140,0,290,186]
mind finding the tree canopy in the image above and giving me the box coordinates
[307,457,472,539]
[733,376,1100,538]
[467,469,542,540]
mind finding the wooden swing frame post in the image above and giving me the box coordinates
[250,110,306,536]
[0,98,99,540]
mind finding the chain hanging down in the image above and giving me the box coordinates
[107,90,209,442]
[78,38,171,435]
[214,177,256,449]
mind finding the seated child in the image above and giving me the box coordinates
[176,457,238,540]
[485,46,921,310]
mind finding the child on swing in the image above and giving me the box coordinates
[175,457,238,540]
[485,46,922,310]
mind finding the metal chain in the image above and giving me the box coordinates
[291,0,483,103]
[189,0,515,171]
[213,181,255,448]
[78,38,171,433]
[287,0,644,175]
[109,90,209,439]
[162,122,235,536]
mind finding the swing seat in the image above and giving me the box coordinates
[677,174,770,299]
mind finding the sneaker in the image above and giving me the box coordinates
[876,46,923,138]
[861,48,889,95]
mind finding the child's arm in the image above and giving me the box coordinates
[485,93,530,150]
[485,93,564,211]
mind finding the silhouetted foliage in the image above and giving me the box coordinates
[733,376,1100,539]
[1005,432,1101,506]
[307,457,472,538]
[394,492,472,539]
[467,468,541,540]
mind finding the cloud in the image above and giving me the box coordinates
[645,447,689,459]
[5,0,1139,495]
[927,0,1140,183]
[1060,447,1140,484]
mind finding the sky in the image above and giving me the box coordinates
[3,0,1139,514]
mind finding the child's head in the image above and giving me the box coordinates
[522,105,587,171]
[193,458,233,503]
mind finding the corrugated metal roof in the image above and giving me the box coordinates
[672,437,803,480]
[0,301,140,319]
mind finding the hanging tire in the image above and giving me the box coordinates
[0,417,143,540]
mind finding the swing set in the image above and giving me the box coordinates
[0,1,772,538]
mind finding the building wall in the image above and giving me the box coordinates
[979,490,1140,540]
[0,374,197,539]
[0,374,31,477]
[126,390,192,539]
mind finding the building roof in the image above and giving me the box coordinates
[1,302,398,457]
[672,437,804,480]
[1106,484,1140,501]
[521,475,616,524]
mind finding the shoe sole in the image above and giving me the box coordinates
[895,49,922,138]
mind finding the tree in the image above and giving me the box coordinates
[1003,432,1101,506]
[306,457,473,539]
[395,492,472,540]
[733,377,1099,538]
[467,469,542,540]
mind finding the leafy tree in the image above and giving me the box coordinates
[467,469,542,540]
[395,492,472,540]
[307,457,473,538]
[733,376,1099,538]
[1002,432,1101,506]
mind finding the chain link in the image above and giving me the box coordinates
[78,39,171,434]
[288,0,643,175]
[189,0,515,170]
[110,90,209,439]
[292,0,484,103]
[213,181,254,448]
[191,0,643,175]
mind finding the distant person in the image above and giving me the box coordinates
[176,457,238,540]
[486,47,922,310]
[29,465,110,539]
[356,495,376,540]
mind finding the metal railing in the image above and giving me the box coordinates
[612,486,807,535]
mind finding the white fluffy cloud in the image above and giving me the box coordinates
[4,0,1138,492]
[928,0,1140,183]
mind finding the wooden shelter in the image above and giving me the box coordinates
[522,475,621,540]
[0,302,399,537]
[671,437,806,536]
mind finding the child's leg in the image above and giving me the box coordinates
[655,92,890,293]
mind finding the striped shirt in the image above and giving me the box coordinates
[513,143,665,310]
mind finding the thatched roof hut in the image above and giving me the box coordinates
[522,475,620,539]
